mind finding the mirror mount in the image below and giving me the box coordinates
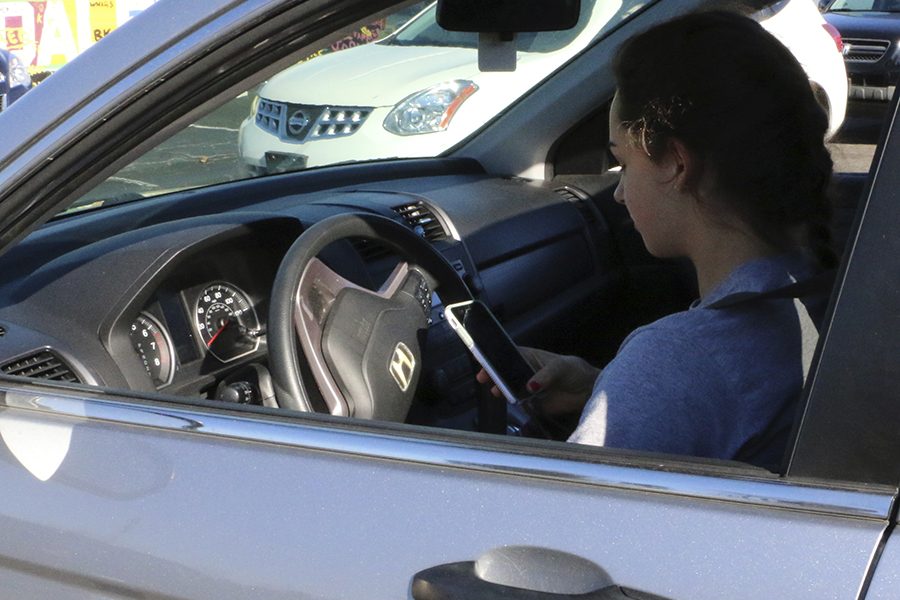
[478,32,517,72]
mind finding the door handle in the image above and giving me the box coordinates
[411,561,672,600]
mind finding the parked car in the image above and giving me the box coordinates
[824,0,900,108]
[239,0,847,174]
[0,48,30,110]
[0,0,899,598]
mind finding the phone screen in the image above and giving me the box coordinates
[445,300,535,404]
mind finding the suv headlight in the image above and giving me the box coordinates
[383,80,478,136]
[8,56,29,88]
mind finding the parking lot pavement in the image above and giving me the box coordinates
[828,105,885,174]
[73,94,254,210]
[829,143,875,174]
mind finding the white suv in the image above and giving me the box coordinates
[238,0,847,174]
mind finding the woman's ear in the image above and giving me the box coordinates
[664,137,702,193]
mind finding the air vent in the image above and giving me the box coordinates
[1,350,82,383]
[393,201,447,242]
[556,186,597,224]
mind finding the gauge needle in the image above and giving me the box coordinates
[207,319,230,347]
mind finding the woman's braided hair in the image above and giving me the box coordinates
[612,10,836,268]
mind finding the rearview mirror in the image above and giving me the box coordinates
[436,0,580,72]
[436,0,581,32]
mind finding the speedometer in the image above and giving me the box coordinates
[195,282,261,362]
[129,312,175,388]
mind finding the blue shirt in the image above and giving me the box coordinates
[569,252,821,464]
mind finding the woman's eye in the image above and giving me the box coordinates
[605,148,618,167]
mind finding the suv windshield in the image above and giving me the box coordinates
[65,0,647,215]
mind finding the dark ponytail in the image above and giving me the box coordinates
[613,11,836,268]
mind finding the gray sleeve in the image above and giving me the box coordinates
[568,327,732,458]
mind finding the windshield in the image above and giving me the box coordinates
[63,0,645,215]
[828,0,900,11]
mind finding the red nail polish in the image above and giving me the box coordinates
[528,381,541,392]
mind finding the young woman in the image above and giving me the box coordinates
[482,11,835,469]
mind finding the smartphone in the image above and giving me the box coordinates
[444,300,535,404]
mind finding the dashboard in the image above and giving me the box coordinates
[0,159,694,432]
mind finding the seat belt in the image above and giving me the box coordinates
[705,269,835,310]
[708,270,835,470]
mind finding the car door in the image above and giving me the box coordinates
[0,0,897,599]
[0,378,892,600]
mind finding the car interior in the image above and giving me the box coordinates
[0,0,877,472]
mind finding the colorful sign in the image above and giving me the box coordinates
[0,0,157,73]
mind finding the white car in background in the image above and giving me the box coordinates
[757,0,848,137]
[239,0,847,174]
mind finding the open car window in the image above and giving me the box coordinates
[1,0,894,486]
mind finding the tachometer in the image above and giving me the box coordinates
[129,312,175,388]
[195,282,261,362]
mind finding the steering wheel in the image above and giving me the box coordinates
[268,212,472,419]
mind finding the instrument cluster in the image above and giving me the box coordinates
[128,280,264,391]
[117,232,289,396]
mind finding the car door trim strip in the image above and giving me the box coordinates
[2,386,894,520]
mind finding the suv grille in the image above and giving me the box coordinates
[255,98,372,142]
[843,39,890,63]
[1,349,81,383]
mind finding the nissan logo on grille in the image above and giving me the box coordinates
[288,110,310,135]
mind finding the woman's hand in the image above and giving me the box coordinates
[476,347,600,416]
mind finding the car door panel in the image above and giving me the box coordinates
[864,530,900,600]
[0,385,890,600]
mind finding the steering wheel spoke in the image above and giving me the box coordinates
[378,261,415,297]
[293,257,361,416]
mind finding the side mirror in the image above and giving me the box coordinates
[436,0,581,72]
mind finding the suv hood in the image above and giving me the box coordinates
[825,11,900,37]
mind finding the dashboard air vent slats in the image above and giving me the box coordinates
[393,202,447,242]
[555,187,597,224]
[1,350,81,383]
